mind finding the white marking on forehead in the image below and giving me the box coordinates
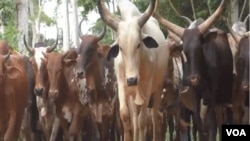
[34,47,48,69]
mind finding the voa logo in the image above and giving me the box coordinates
[226,129,247,136]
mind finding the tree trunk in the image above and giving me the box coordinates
[62,0,70,52]
[231,0,239,23]
[70,0,79,49]
[29,0,36,47]
[190,0,196,20]
[16,0,29,52]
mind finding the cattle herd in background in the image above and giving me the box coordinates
[0,0,249,141]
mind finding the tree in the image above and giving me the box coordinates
[29,0,56,48]
[62,0,70,52]
[70,0,80,48]
[0,0,18,49]
[16,0,29,52]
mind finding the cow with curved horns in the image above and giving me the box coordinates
[23,36,63,141]
[98,0,169,140]
[76,19,118,141]
[154,0,234,141]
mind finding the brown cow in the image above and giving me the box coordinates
[76,19,120,141]
[0,51,29,141]
[23,36,63,141]
[43,49,89,140]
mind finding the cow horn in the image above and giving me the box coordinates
[138,0,156,28]
[97,24,106,41]
[97,0,120,31]
[180,16,192,24]
[168,31,183,45]
[3,50,11,63]
[78,18,84,38]
[23,35,34,54]
[244,31,250,37]
[243,14,250,25]
[227,23,242,44]
[47,36,58,53]
[154,12,185,38]
[198,0,226,34]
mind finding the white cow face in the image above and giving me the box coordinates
[107,20,158,86]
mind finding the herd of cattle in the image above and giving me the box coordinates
[0,0,249,141]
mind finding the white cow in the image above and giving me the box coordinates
[97,0,169,140]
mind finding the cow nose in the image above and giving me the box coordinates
[127,77,138,86]
[34,87,44,96]
[49,89,59,99]
[77,71,84,78]
[190,77,198,86]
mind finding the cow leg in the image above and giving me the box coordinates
[225,104,233,124]
[151,92,161,141]
[20,108,32,141]
[49,117,60,141]
[69,104,82,137]
[138,106,149,141]
[192,94,203,141]
[94,103,104,141]
[4,111,17,141]
[242,106,249,124]
[207,103,217,141]
[127,96,140,141]
[118,84,132,141]
[192,114,197,141]
[167,113,173,141]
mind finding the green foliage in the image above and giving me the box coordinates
[78,0,97,19]
[0,0,16,26]
[89,18,113,44]
[78,0,248,41]
[0,19,19,51]
[40,11,56,26]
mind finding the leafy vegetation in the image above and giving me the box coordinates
[0,0,249,51]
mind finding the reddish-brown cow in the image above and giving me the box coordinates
[76,19,119,141]
[43,50,89,140]
[0,51,29,141]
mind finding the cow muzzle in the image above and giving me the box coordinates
[76,70,85,79]
[49,89,59,99]
[127,77,138,86]
[34,87,44,97]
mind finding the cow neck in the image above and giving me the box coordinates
[86,57,108,101]
[57,68,72,101]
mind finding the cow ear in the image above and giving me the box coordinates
[63,59,77,67]
[142,36,158,48]
[107,44,119,61]
[5,66,22,79]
